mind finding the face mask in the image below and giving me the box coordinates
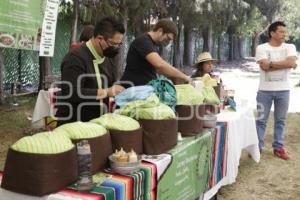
[103,46,119,58]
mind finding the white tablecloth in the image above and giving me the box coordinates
[31,88,60,128]
[203,105,260,200]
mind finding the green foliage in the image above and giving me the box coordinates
[239,6,268,37]
[277,0,300,40]
[59,0,73,19]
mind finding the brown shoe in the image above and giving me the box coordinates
[274,148,290,160]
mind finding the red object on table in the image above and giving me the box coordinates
[108,98,115,113]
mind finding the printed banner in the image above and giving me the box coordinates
[0,0,46,50]
[0,0,59,56]
[157,131,213,200]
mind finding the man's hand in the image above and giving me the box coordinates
[259,60,271,70]
[97,85,125,99]
[185,76,193,85]
[261,56,297,71]
[106,85,125,97]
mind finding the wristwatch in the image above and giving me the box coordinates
[269,61,273,68]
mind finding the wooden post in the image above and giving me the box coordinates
[38,56,51,90]
[17,49,22,89]
[0,48,4,104]
[38,56,45,91]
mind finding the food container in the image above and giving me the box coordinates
[1,148,77,196]
[109,155,141,175]
[176,104,205,136]
[139,118,178,155]
[203,114,217,128]
[109,127,143,154]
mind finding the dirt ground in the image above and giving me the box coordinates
[217,112,300,200]
[0,96,35,170]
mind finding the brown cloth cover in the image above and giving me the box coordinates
[1,148,77,196]
[176,105,205,136]
[139,118,178,155]
[110,127,143,154]
[200,103,220,114]
[72,133,113,174]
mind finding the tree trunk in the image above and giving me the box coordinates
[134,16,146,37]
[0,48,4,104]
[228,33,233,61]
[70,0,79,43]
[251,32,259,57]
[173,24,182,68]
[227,26,234,61]
[202,24,212,52]
[211,35,216,58]
[233,36,240,60]
[217,35,222,62]
[114,12,128,80]
[183,26,194,67]
[238,37,244,59]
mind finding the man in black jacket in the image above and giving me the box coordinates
[56,17,125,125]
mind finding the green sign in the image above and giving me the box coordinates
[0,0,46,50]
[157,131,213,200]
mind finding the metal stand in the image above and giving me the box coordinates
[9,81,21,107]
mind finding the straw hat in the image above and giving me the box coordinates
[193,52,217,67]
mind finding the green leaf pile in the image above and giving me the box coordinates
[55,122,107,139]
[175,84,204,105]
[90,113,140,131]
[11,132,74,154]
[115,94,176,120]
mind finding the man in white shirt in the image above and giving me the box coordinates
[255,21,297,160]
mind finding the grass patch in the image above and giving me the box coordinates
[0,96,36,135]
[0,95,37,170]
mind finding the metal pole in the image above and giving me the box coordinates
[0,48,4,104]
[71,0,79,43]
[18,49,22,90]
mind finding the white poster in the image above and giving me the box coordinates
[39,0,59,57]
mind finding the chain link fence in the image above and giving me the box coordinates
[1,14,72,95]
[51,15,73,75]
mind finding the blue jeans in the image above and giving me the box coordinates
[256,90,290,150]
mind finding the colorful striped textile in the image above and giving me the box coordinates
[141,162,157,200]
[221,122,228,178]
[56,189,106,200]
[209,122,228,188]
[66,161,156,200]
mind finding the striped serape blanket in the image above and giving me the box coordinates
[62,161,157,200]
[209,122,228,188]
